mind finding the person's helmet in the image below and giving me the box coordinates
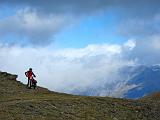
[29,68,32,71]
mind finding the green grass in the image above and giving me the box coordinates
[0,72,160,120]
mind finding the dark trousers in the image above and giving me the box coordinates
[27,78,32,88]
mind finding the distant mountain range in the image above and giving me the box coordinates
[72,65,160,99]
[124,65,160,99]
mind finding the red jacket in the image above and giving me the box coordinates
[25,71,35,79]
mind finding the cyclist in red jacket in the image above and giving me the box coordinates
[25,68,36,88]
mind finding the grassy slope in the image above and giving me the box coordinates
[0,72,160,120]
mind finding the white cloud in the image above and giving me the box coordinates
[0,40,137,97]
[151,37,160,50]
[0,8,73,45]
[128,35,160,65]
[124,39,136,50]
[0,0,160,46]
[118,14,160,37]
[0,37,160,97]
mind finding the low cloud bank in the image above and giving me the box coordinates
[0,40,136,97]
[0,38,160,97]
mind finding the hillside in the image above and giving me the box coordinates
[0,72,160,120]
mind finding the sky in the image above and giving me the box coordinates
[0,0,160,97]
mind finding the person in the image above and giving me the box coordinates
[25,68,36,88]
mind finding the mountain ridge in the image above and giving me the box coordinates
[124,65,160,98]
[0,71,160,120]
[70,65,160,99]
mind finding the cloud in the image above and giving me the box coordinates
[0,40,137,97]
[124,39,136,50]
[1,0,159,15]
[127,35,160,65]
[0,0,160,46]
[0,38,159,97]
[0,8,73,46]
[118,15,160,37]
[0,1,159,98]
[0,0,119,15]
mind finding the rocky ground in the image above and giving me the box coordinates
[0,71,160,120]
